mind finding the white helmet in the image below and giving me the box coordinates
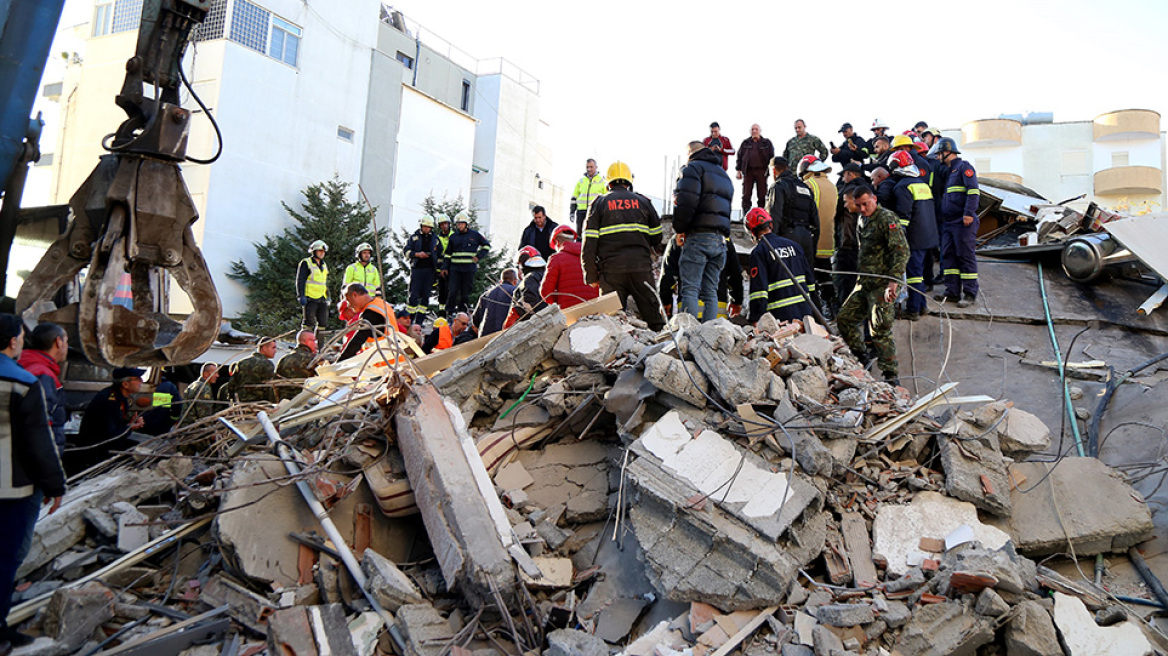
[871,118,889,131]
[354,242,373,258]
[308,239,328,254]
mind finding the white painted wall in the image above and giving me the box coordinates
[1091,137,1161,172]
[390,85,475,231]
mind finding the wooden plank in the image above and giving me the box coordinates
[561,292,622,325]
[840,512,878,589]
[862,383,960,443]
[823,525,851,585]
[102,605,230,655]
[710,606,778,656]
[412,333,496,377]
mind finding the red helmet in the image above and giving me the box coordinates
[745,207,773,233]
[913,141,928,154]
[517,245,540,264]
[889,150,914,170]
[551,225,577,249]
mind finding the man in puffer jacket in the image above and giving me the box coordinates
[505,255,548,328]
[543,225,598,310]
[672,141,733,323]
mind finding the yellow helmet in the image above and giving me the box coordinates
[891,134,915,150]
[607,161,633,185]
[433,317,449,327]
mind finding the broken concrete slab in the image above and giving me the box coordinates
[42,581,115,650]
[395,384,517,607]
[872,491,1011,577]
[593,597,650,643]
[1005,600,1062,656]
[267,604,357,656]
[396,604,456,656]
[361,548,424,612]
[894,602,994,656]
[974,588,1010,617]
[788,366,830,404]
[519,556,573,589]
[517,441,611,524]
[493,460,534,492]
[348,612,384,656]
[113,503,150,553]
[200,574,276,636]
[481,305,567,381]
[814,603,874,627]
[490,403,549,432]
[942,542,1035,595]
[938,435,1012,517]
[546,628,608,656]
[812,623,844,656]
[1053,592,1153,656]
[643,352,709,408]
[789,334,837,365]
[552,314,624,367]
[81,507,117,539]
[686,319,784,406]
[970,401,1051,457]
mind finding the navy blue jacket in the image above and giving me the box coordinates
[892,175,940,251]
[940,158,980,220]
[472,282,516,337]
[747,233,816,324]
[405,230,440,270]
[672,148,733,236]
[443,228,490,272]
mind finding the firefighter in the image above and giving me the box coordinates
[405,216,440,323]
[435,216,452,314]
[744,208,815,324]
[296,240,329,333]
[888,151,939,321]
[935,137,980,308]
[344,242,381,292]
[442,212,490,316]
[799,156,838,317]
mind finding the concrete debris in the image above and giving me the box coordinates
[112,502,150,552]
[552,314,625,366]
[643,352,710,408]
[1004,600,1062,656]
[546,628,608,656]
[872,492,1011,577]
[1052,592,1153,656]
[42,581,115,650]
[361,548,424,611]
[267,604,358,656]
[396,603,456,656]
[973,588,1010,617]
[894,602,994,656]
[937,434,1013,516]
[814,603,874,627]
[968,401,1052,457]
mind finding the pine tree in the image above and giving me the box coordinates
[228,177,402,333]
[386,193,508,316]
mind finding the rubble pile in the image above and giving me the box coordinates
[6,299,1165,655]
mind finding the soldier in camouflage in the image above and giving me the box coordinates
[836,186,909,385]
[275,330,318,401]
[781,119,829,165]
[180,363,219,427]
[218,338,278,404]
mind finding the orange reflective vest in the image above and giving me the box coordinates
[434,324,453,350]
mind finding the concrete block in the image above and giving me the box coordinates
[938,435,1012,517]
[644,352,709,408]
[872,491,1011,577]
[789,366,830,404]
[894,602,994,656]
[348,611,384,656]
[397,604,455,656]
[989,458,1154,557]
[790,334,836,365]
[362,548,424,611]
[267,604,357,656]
[1053,592,1152,656]
[42,581,115,650]
[942,543,1034,594]
[970,401,1051,457]
[687,319,780,406]
[812,624,844,656]
[880,601,911,628]
[519,556,573,589]
[81,508,117,539]
[553,314,624,367]
[483,304,567,380]
[1005,600,1062,656]
[974,588,1010,617]
[815,603,874,627]
[113,504,150,553]
[546,628,608,656]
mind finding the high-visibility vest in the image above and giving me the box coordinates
[344,262,381,290]
[573,175,607,211]
[361,298,396,346]
[152,392,173,408]
[303,257,328,299]
[435,324,453,350]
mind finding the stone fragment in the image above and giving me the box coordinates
[989,458,1154,557]
[812,624,844,656]
[815,603,874,627]
[200,574,276,635]
[872,491,1011,577]
[362,548,424,612]
[81,508,117,539]
[938,435,1012,516]
[545,628,608,656]
[114,504,150,553]
[884,567,925,593]
[348,612,384,656]
[1005,600,1062,656]
[519,557,573,589]
[43,582,115,650]
[970,401,1052,456]
[974,588,1010,617]
[553,315,623,367]
[485,305,567,380]
[687,319,782,406]
[790,334,836,365]
[789,366,830,404]
[643,352,709,408]
[782,645,814,656]
[1053,592,1152,656]
[880,601,911,628]
[894,602,994,656]
[267,604,357,656]
[536,520,571,551]
[397,604,456,656]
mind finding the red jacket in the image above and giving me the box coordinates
[541,241,598,309]
[703,135,735,170]
[18,349,61,387]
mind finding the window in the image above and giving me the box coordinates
[975,158,991,172]
[93,1,113,36]
[110,0,143,33]
[1112,151,1130,168]
[269,16,301,66]
[1061,149,1088,175]
[396,51,414,69]
[230,0,270,54]
[193,0,227,41]
[337,126,354,142]
[461,80,471,111]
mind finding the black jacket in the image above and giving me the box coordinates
[405,230,440,270]
[511,269,547,322]
[892,175,940,251]
[581,186,663,281]
[471,282,516,337]
[834,195,861,252]
[443,229,490,272]
[659,235,744,310]
[519,220,558,260]
[736,137,775,171]
[0,354,65,499]
[672,148,733,236]
[831,135,869,166]
[766,170,818,233]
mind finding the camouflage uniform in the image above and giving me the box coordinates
[218,352,276,403]
[836,205,909,376]
[275,345,317,401]
[782,133,829,165]
[179,377,218,427]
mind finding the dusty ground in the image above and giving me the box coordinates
[891,254,1168,628]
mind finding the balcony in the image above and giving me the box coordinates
[1093,166,1163,196]
[1093,109,1160,142]
[981,172,1023,185]
[961,118,1022,148]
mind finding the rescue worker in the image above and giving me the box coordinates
[890,134,932,181]
[935,137,980,307]
[72,367,147,474]
[833,179,865,306]
[435,216,452,313]
[836,186,909,385]
[422,313,473,354]
[405,216,440,323]
[889,151,940,321]
[506,255,547,328]
[218,338,278,404]
[338,283,393,361]
[296,240,329,333]
[275,330,318,400]
[543,226,598,309]
[871,166,895,208]
[864,136,891,174]
[141,372,182,435]
[179,363,219,427]
[744,208,815,324]
[571,159,606,234]
[766,157,819,272]
[674,142,734,323]
[471,269,518,337]
[830,123,868,167]
[658,234,742,319]
[583,161,666,330]
[871,118,892,142]
[800,156,839,317]
[442,211,490,316]
[344,242,381,292]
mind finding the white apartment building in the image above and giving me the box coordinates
[940,110,1166,211]
[29,0,565,316]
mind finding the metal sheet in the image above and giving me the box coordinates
[980,182,1046,219]
[1103,213,1168,279]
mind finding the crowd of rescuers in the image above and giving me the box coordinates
[28,120,980,491]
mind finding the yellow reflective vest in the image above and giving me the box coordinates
[572,174,607,211]
[302,257,328,299]
[344,261,381,290]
